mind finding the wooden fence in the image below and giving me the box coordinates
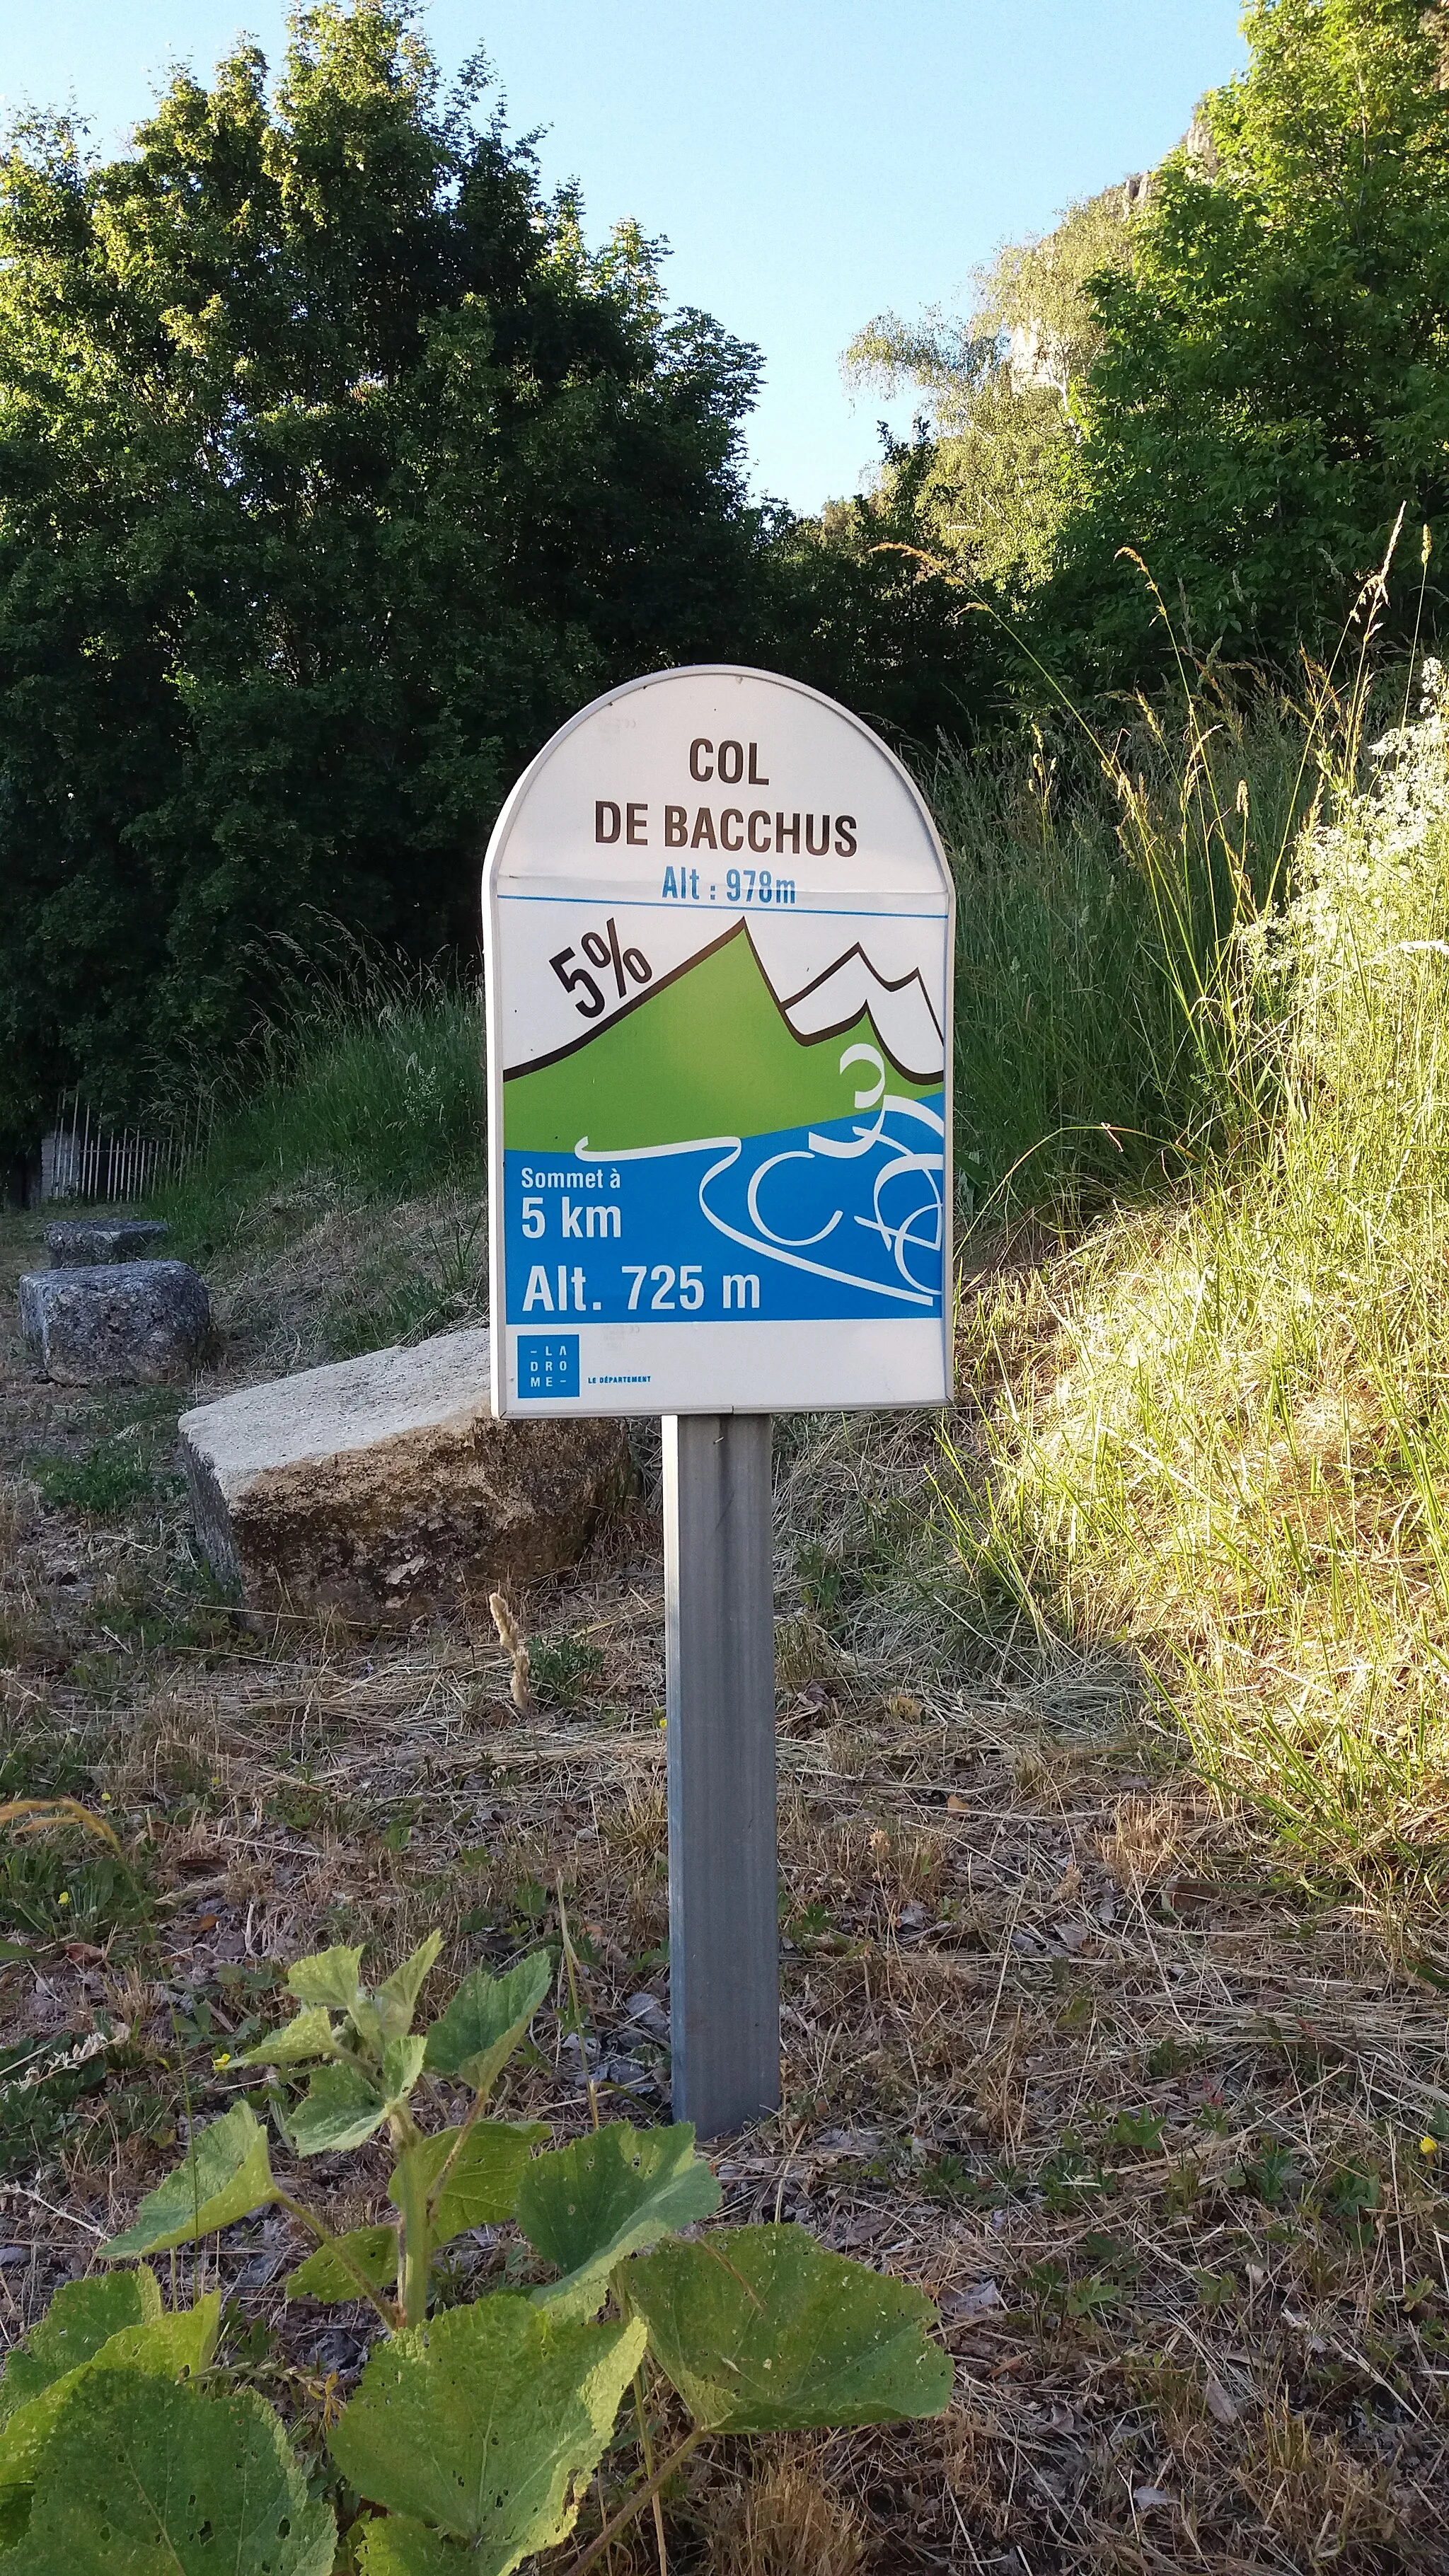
[40,1092,180,1205]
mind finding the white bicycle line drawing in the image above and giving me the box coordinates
[575,1046,945,1311]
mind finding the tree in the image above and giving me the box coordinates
[764,446,993,754]
[843,188,1138,596]
[0,2,770,1155]
[1049,0,1449,681]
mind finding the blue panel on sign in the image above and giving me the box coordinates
[502,1094,946,1329]
[518,1333,579,1399]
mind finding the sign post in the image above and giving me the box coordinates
[664,1414,777,2133]
[484,666,954,2131]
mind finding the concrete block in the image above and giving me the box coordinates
[178,1327,630,1619]
[21,1262,209,1385]
[45,1219,168,1267]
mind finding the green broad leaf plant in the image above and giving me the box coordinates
[0,1934,952,2572]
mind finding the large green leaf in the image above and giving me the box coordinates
[0,2269,161,2423]
[354,2515,459,2575]
[238,2004,337,2068]
[389,2120,548,2245]
[422,1952,550,2097]
[86,2297,220,2385]
[287,2224,399,2303]
[328,2294,645,2568]
[381,2035,427,2102]
[287,2060,388,2155]
[628,2224,953,2430]
[375,1931,444,2035]
[0,2295,221,2505]
[516,2122,720,2319]
[102,2103,278,2257]
[286,1943,365,2011]
[0,2369,335,2575]
[349,1939,440,2058]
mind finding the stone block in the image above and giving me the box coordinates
[45,1218,168,1267]
[178,1327,630,1619]
[21,1262,210,1386]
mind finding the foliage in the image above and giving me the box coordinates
[329,2300,647,2568]
[3,2371,334,2575]
[528,1631,606,1711]
[0,2029,118,2178]
[103,2101,281,2258]
[0,0,770,1159]
[146,937,486,1278]
[629,2225,953,2429]
[0,1926,954,2570]
[844,186,1136,594]
[0,1826,147,1946]
[0,2272,232,2560]
[938,684,1319,1217]
[0,2265,161,2418]
[1051,0,1449,678]
[833,0,1449,691]
[942,645,1449,1876]
[763,463,988,755]
[516,2119,721,2318]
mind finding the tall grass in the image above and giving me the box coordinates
[940,635,1449,1885]
[149,941,485,1260]
[937,684,1320,1216]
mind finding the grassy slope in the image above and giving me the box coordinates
[135,670,1449,1893]
[942,671,1449,1883]
[154,983,486,1266]
[145,979,488,1367]
[134,668,1449,1885]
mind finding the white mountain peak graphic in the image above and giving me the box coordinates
[776,942,945,1087]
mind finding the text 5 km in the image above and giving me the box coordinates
[521,1196,620,1239]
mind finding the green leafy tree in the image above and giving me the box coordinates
[763,452,991,753]
[0,1,769,1157]
[1051,0,1449,678]
[843,187,1138,594]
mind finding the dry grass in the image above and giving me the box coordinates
[202,1179,487,1379]
[705,2449,869,2575]
[2,1200,1449,2572]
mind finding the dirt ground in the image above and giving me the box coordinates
[2,1205,1448,2573]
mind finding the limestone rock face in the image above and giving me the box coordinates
[45,1218,168,1267]
[178,1327,630,1619]
[21,1261,210,1385]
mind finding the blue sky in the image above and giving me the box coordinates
[1,1,1247,512]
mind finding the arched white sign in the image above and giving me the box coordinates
[483,665,954,1415]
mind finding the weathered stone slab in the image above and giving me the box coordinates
[178,1327,630,1619]
[21,1262,210,1386]
[45,1218,168,1267]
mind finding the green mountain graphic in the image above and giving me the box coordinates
[504,923,939,1154]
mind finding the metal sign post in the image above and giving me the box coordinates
[664,1414,778,2132]
[483,666,954,2133]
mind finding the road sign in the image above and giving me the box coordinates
[483,666,955,2133]
[483,665,954,1419]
